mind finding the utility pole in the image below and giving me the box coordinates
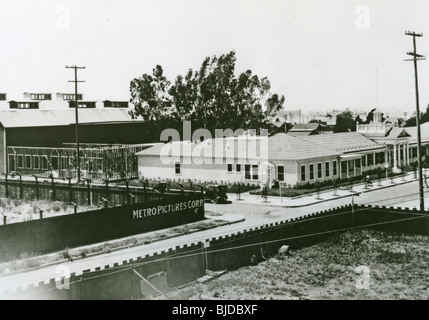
[66,65,86,183]
[405,31,426,211]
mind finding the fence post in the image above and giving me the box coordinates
[18,173,23,199]
[126,179,130,205]
[105,180,109,205]
[3,173,8,198]
[68,177,72,205]
[33,175,39,200]
[51,176,56,200]
[71,202,78,214]
[87,179,91,206]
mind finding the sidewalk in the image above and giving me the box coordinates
[227,173,419,208]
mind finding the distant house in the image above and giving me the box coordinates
[287,123,327,136]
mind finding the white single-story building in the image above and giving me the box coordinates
[136,131,389,187]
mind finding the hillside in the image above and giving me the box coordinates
[162,230,429,300]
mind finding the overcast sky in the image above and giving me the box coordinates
[0,0,428,117]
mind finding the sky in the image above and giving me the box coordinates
[0,0,428,117]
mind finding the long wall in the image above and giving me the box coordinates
[3,204,428,300]
[0,193,205,261]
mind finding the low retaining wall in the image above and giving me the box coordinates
[0,194,205,261]
[2,204,428,299]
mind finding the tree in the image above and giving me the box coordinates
[334,110,356,133]
[130,51,285,133]
[129,65,173,121]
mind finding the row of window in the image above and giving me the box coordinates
[30,94,51,100]
[9,101,39,109]
[11,154,106,172]
[362,152,385,167]
[62,94,83,101]
[68,101,97,108]
[7,101,128,109]
[227,163,285,181]
[14,155,49,170]
[301,161,338,182]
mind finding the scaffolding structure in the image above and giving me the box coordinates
[7,144,152,181]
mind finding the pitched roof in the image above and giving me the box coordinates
[289,123,320,132]
[138,134,341,161]
[136,136,268,160]
[385,127,410,138]
[268,133,341,160]
[0,109,136,128]
[298,132,384,153]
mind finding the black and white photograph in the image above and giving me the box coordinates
[0,0,428,305]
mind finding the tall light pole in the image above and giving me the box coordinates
[405,31,425,211]
[66,66,86,183]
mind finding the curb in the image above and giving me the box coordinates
[229,178,418,209]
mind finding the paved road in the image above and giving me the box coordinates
[0,180,426,295]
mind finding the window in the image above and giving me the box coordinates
[367,153,374,166]
[175,162,181,175]
[10,102,39,109]
[362,155,366,167]
[17,155,24,169]
[63,94,83,100]
[333,160,337,176]
[278,166,284,182]
[33,155,40,170]
[317,163,322,178]
[25,155,32,169]
[301,165,306,181]
[41,156,48,170]
[0,94,6,100]
[30,94,51,100]
[376,152,385,164]
[61,157,68,170]
[245,165,251,180]
[252,165,259,180]
[104,101,128,108]
[51,156,59,170]
[325,162,330,177]
[69,101,96,108]
[309,164,314,180]
[227,164,233,173]
[355,159,361,169]
[236,164,241,172]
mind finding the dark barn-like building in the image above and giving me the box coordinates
[0,109,169,179]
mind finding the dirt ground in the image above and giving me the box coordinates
[162,229,429,300]
[0,198,100,224]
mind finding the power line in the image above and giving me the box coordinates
[404,31,426,212]
[65,66,86,183]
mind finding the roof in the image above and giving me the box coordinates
[137,136,268,160]
[385,127,410,139]
[289,123,320,132]
[268,133,341,160]
[404,122,429,143]
[298,132,384,153]
[137,133,341,161]
[0,109,136,128]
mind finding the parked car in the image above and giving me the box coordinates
[204,184,228,204]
